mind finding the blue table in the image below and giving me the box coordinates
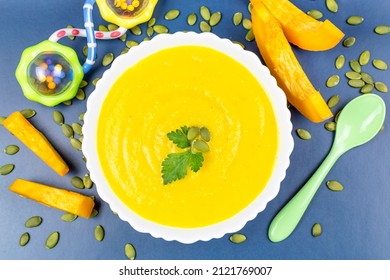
[1,0,389,260]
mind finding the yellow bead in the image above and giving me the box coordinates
[127,4,135,11]
[120,3,127,10]
[132,0,140,8]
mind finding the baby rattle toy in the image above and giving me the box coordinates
[15,0,158,107]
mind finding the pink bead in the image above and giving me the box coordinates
[72,29,80,35]
[110,31,121,38]
[96,32,104,38]
[57,30,66,38]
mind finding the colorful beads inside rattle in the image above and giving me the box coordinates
[110,0,146,17]
[28,52,73,95]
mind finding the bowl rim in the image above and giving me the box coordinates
[83,31,294,244]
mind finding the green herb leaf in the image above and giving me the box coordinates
[167,126,190,148]
[161,151,191,185]
[189,152,204,172]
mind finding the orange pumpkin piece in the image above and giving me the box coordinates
[9,179,95,218]
[252,0,344,51]
[2,111,69,176]
[250,1,333,122]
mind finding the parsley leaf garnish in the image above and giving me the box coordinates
[167,126,190,149]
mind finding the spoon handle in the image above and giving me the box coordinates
[268,148,342,242]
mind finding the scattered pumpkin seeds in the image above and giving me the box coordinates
[83,174,93,189]
[76,88,85,100]
[375,81,388,93]
[61,123,74,138]
[307,9,323,20]
[82,45,88,57]
[187,126,200,141]
[70,138,82,151]
[326,0,338,13]
[0,163,14,175]
[350,60,361,72]
[72,122,83,135]
[233,12,243,26]
[92,78,100,86]
[125,243,136,260]
[326,75,340,88]
[153,24,169,34]
[296,129,311,140]
[229,233,247,244]
[62,99,72,106]
[361,72,374,84]
[372,59,388,70]
[130,25,142,36]
[61,213,78,222]
[25,216,42,228]
[46,231,59,249]
[102,53,114,67]
[348,79,365,88]
[343,37,356,47]
[165,9,180,20]
[107,23,118,31]
[94,225,105,241]
[324,121,337,132]
[242,18,252,30]
[193,139,210,152]
[148,17,156,27]
[347,15,364,25]
[79,112,85,122]
[345,71,361,80]
[232,41,245,49]
[327,95,340,108]
[98,25,108,31]
[126,40,139,48]
[361,83,374,94]
[79,80,88,88]
[90,209,99,218]
[326,180,344,191]
[20,109,36,119]
[146,26,154,37]
[19,232,30,247]
[53,110,64,125]
[335,55,345,69]
[71,176,85,189]
[374,25,390,35]
[187,13,197,26]
[200,21,211,32]
[312,223,322,237]
[245,29,255,41]
[4,144,19,155]
[359,50,370,66]
[209,12,222,27]
[200,6,211,21]
[200,127,211,142]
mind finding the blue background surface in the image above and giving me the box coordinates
[0,0,389,260]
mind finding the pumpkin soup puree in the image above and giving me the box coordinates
[97,45,278,228]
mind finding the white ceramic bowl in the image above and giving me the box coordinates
[83,32,294,243]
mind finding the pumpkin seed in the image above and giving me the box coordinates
[61,213,78,222]
[200,21,211,32]
[165,9,180,20]
[153,24,169,34]
[25,216,42,228]
[296,129,311,140]
[335,55,345,69]
[187,126,200,141]
[4,144,19,155]
[232,41,245,49]
[76,88,85,100]
[46,231,59,249]
[102,53,114,67]
[347,16,364,25]
[67,25,75,40]
[19,232,30,246]
[345,71,361,80]
[83,174,93,189]
[107,23,118,31]
[359,50,370,66]
[79,80,88,88]
[343,37,356,47]
[0,163,14,175]
[98,25,108,31]
[361,83,374,94]
[62,100,72,106]
[193,139,210,152]
[375,82,388,93]
[334,110,342,122]
[326,0,338,13]
[229,233,247,244]
[312,223,322,237]
[71,176,84,189]
[126,40,139,48]
[248,3,252,13]
[94,225,104,241]
[324,121,337,132]
[233,12,243,26]
[245,29,255,41]
[348,79,365,88]
[209,12,222,27]
[78,112,85,122]
[361,72,374,84]
[120,48,129,55]
[72,122,83,135]
[307,9,323,20]
[200,127,211,142]
[242,18,252,30]
[326,75,340,87]
[90,209,99,218]
[187,13,197,26]
[374,25,390,35]
[327,95,340,108]
[0,116,6,125]
[92,78,100,86]
[148,17,156,27]
[70,138,82,151]
[53,110,64,125]
[372,59,388,70]
[20,109,36,119]
[130,25,142,36]
[326,180,344,191]
[83,45,88,57]
[146,26,154,37]
[350,60,361,72]
[125,243,136,260]
[200,6,211,21]
[61,123,74,138]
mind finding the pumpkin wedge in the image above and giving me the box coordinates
[252,0,344,51]
[251,2,333,122]
[2,111,69,176]
[9,179,95,218]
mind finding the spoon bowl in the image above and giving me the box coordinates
[268,94,386,242]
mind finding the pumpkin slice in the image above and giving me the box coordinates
[9,179,95,218]
[252,0,344,51]
[251,2,333,122]
[2,111,69,176]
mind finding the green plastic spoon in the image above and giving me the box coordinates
[268,94,386,242]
